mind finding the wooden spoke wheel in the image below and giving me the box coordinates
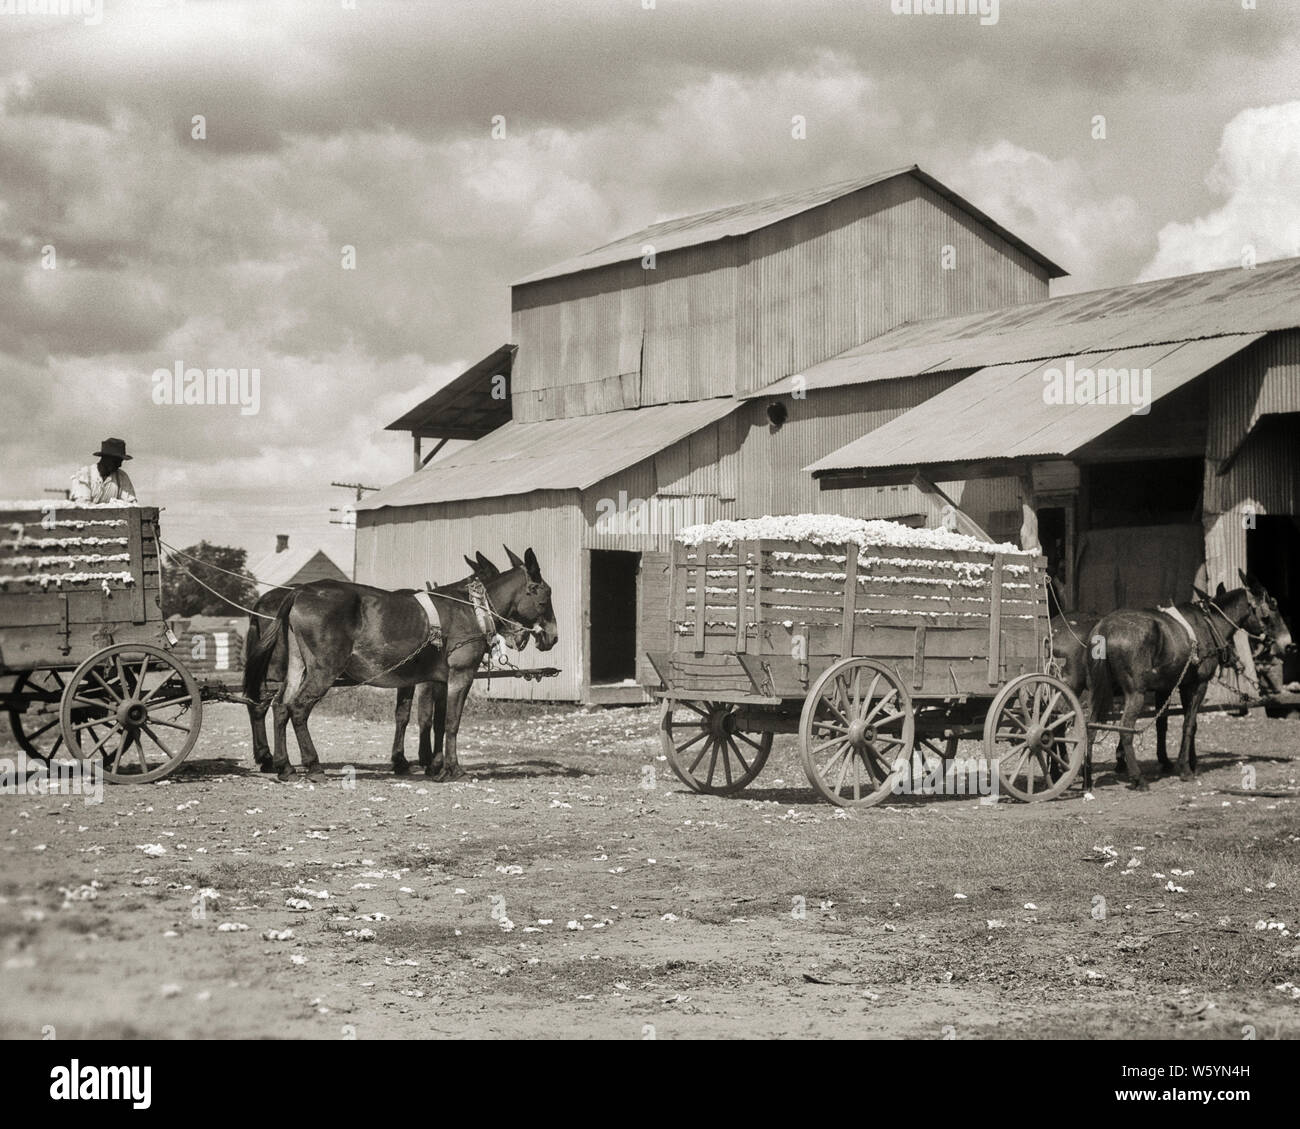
[660,699,772,795]
[59,644,202,784]
[983,672,1086,802]
[7,669,72,763]
[799,658,915,808]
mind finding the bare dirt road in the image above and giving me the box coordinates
[2,694,1298,1039]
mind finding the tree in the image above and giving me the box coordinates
[161,541,258,618]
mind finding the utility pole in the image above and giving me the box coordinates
[329,481,379,527]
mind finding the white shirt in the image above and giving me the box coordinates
[70,464,137,504]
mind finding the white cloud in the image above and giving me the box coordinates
[1138,100,1300,281]
[940,141,1140,288]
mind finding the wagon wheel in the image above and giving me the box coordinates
[7,669,71,763]
[59,643,202,784]
[983,672,1086,802]
[659,699,771,795]
[799,658,915,808]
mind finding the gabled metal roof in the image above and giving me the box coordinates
[513,165,1066,287]
[385,344,516,440]
[806,334,1265,481]
[359,397,741,510]
[753,256,1300,399]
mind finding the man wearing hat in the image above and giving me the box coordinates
[70,438,138,504]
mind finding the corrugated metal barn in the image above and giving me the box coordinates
[356,163,1300,701]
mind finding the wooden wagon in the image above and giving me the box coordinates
[645,526,1088,807]
[1,503,209,783]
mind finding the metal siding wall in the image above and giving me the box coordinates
[733,383,1021,529]
[1200,333,1300,591]
[355,493,583,700]
[1206,330,1300,464]
[742,178,1051,393]
[512,176,1051,418]
[583,446,737,552]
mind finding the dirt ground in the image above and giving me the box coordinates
[2,692,1299,1040]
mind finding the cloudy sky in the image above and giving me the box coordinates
[2,0,1297,572]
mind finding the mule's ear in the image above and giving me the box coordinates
[503,545,524,569]
[1216,582,1228,599]
[524,547,541,582]
[476,551,500,577]
[464,555,477,571]
[1193,585,1212,602]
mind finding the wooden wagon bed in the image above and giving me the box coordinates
[647,537,1050,705]
[644,527,1086,809]
[0,504,164,672]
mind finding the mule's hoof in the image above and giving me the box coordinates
[276,768,295,783]
[1179,769,1195,782]
[1129,778,1149,791]
[306,768,327,783]
[392,759,410,776]
[1114,762,1127,777]
[256,760,276,774]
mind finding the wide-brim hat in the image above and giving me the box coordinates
[94,437,132,461]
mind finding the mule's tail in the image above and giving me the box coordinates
[244,590,296,702]
[1084,646,1113,724]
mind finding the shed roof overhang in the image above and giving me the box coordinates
[806,334,1265,488]
[360,396,742,510]
[385,344,516,441]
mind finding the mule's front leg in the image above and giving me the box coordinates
[391,684,414,775]
[416,681,445,771]
[429,669,474,782]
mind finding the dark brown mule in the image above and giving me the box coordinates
[1084,572,1293,789]
[244,547,557,782]
[404,547,552,775]
[242,553,500,774]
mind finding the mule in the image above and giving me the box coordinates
[244,547,557,782]
[1084,572,1293,789]
[242,553,499,774]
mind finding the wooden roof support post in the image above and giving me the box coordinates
[1018,472,1041,554]
[911,472,994,543]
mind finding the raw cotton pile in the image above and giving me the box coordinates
[0,500,134,509]
[677,514,1028,556]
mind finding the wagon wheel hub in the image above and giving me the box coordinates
[708,709,737,740]
[846,719,876,748]
[1023,723,1052,750]
[116,699,149,729]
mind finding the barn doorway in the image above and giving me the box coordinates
[1247,515,1300,690]
[589,550,640,685]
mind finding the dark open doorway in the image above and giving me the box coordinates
[1247,515,1300,689]
[589,550,640,684]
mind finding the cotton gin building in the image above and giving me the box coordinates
[354,166,1066,702]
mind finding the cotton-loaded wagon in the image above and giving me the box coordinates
[645,515,1087,808]
[1,503,213,783]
